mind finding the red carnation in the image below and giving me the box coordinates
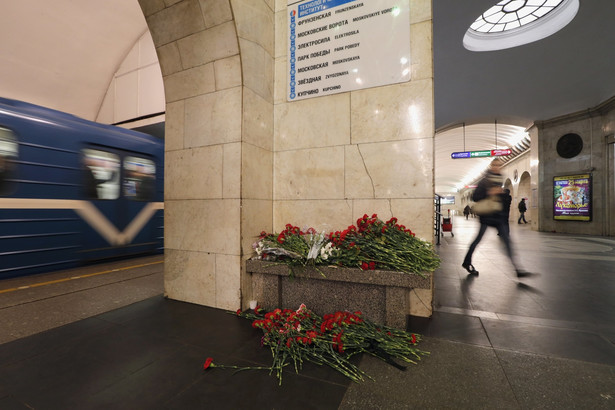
[203,357,214,370]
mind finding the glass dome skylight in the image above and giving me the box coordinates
[463,0,579,52]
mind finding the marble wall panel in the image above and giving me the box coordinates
[273,57,287,105]
[274,9,287,58]
[350,199,398,225]
[389,198,436,241]
[263,0,275,12]
[199,0,233,28]
[345,140,433,199]
[275,147,345,200]
[241,199,273,256]
[350,79,434,144]
[241,198,272,308]
[156,42,183,76]
[223,142,241,199]
[410,0,432,24]
[344,145,375,199]
[274,0,285,12]
[243,87,274,150]
[146,0,205,46]
[214,55,242,90]
[138,0,166,18]
[239,39,274,103]
[184,87,242,147]
[274,200,353,234]
[165,146,223,200]
[274,93,351,151]
[164,63,216,103]
[177,21,239,69]
[349,198,434,242]
[165,249,216,305]
[242,143,273,200]
[411,20,433,81]
[165,199,241,254]
[164,100,185,152]
[409,288,433,317]
[231,0,274,57]
[215,254,241,310]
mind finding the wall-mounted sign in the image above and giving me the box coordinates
[440,195,455,204]
[553,174,592,221]
[451,148,512,159]
[287,0,411,101]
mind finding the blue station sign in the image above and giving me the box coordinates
[451,148,511,159]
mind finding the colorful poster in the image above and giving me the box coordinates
[553,174,591,221]
[287,0,411,101]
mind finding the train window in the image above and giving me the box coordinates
[123,156,156,201]
[82,149,120,200]
[0,127,18,195]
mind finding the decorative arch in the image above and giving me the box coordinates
[138,0,274,311]
[516,171,532,222]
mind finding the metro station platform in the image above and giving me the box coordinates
[0,218,614,409]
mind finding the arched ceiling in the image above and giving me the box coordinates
[1,1,613,194]
[0,0,148,121]
[435,122,528,194]
[434,0,615,193]
[435,0,615,130]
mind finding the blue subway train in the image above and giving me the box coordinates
[0,97,164,279]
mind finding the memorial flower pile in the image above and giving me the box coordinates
[252,214,440,276]
[202,304,428,384]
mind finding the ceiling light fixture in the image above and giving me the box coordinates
[463,0,579,52]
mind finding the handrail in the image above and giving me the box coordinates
[434,194,442,245]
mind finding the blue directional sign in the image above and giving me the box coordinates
[451,149,511,159]
[451,151,471,159]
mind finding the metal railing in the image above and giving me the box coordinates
[434,194,442,245]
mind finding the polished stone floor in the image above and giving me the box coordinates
[0,217,614,409]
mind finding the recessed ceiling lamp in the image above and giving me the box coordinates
[463,0,579,52]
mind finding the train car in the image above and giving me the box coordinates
[0,97,164,279]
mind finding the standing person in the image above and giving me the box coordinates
[462,163,530,277]
[518,198,528,224]
[463,205,471,220]
[498,188,512,236]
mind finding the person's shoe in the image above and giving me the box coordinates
[462,263,479,275]
[516,269,532,278]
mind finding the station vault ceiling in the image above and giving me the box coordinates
[1,1,614,194]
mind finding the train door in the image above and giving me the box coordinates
[121,154,158,255]
[81,147,158,261]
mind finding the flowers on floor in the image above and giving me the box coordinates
[253,214,440,276]
[202,304,428,385]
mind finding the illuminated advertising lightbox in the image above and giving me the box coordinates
[440,196,455,205]
[553,174,591,221]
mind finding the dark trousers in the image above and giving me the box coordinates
[518,212,527,223]
[463,220,518,270]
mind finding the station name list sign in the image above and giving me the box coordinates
[287,0,411,101]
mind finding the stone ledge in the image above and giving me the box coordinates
[246,260,431,288]
[247,260,432,329]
